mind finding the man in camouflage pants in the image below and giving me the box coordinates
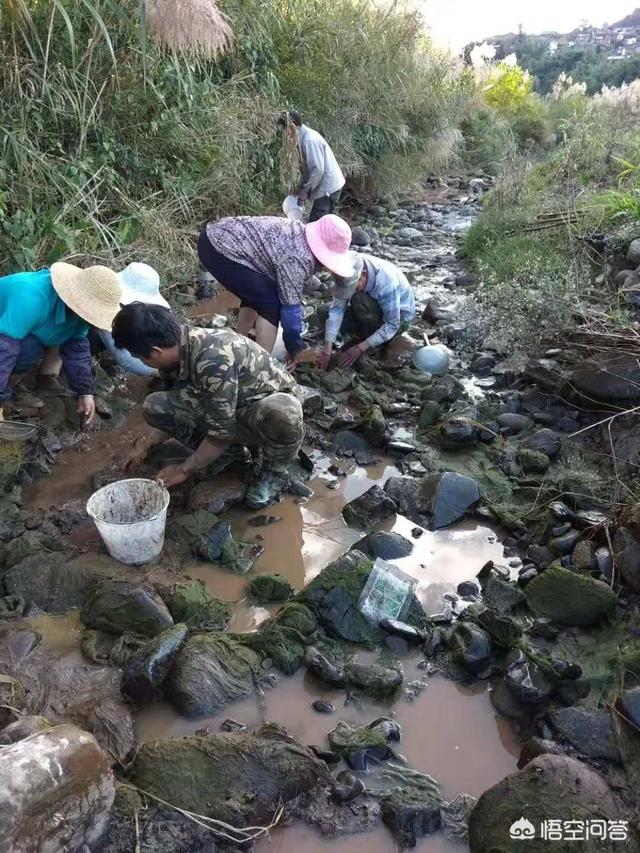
[112,303,304,509]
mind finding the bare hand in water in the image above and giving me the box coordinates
[156,464,189,488]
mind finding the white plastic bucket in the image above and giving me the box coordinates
[86,478,170,565]
[282,194,304,221]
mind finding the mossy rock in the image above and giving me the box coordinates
[468,754,637,853]
[0,442,24,490]
[246,574,294,605]
[243,603,317,675]
[166,633,261,716]
[81,580,174,637]
[327,720,391,768]
[517,448,550,474]
[525,567,617,628]
[130,724,327,825]
[167,581,232,630]
[381,782,443,848]
[361,405,387,448]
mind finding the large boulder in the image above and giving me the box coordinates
[342,485,398,530]
[468,754,630,853]
[81,580,174,637]
[572,356,640,406]
[166,633,261,717]
[3,554,123,615]
[420,471,480,529]
[547,707,620,762]
[525,566,618,628]
[130,724,327,825]
[0,725,114,853]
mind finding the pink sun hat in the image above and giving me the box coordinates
[305,214,354,279]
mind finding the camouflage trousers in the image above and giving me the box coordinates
[143,390,304,469]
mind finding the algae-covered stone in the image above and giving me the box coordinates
[517,448,550,474]
[449,622,492,673]
[482,575,525,615]
[122,624,188,704]
[1,531,61,570]
[344,662,403,697]
[197,521,263,574]
[342,485,398,530]
[81,580,174,637]
[166,633,261,717]
[418,401,442,430]
[525,567,617,628]
[474,608,523,649]
[328,720,393,770]
[167,581,232,630]
[247,574,294,605]
[468,754,629,853]
[381,783,443,847]
[247,603,317,675]
[361,405,387,448]
[130,724,327,825]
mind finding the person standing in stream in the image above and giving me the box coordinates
[279,109,346,222]
[114,302,306,509]
[0,263,122,425]
[317,251,416,369]
[197,213,354,363]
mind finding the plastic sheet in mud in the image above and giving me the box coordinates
[358,558,415,625]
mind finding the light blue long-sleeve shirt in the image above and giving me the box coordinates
[298,125,345,201]
[97,330,158,377]
[325,255,416,349]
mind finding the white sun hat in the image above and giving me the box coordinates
[118,263,170,309]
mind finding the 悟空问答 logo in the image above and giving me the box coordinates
[510,817,536,840]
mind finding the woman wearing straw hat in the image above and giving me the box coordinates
[197,213,354,365]
[91,262,170,377]
[0,262,122,425]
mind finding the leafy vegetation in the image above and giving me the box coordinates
[0,0,467,279]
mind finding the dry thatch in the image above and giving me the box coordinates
[145,0,232,57]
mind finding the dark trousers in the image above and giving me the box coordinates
[309,190,342,222]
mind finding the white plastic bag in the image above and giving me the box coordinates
[358,558,416,625]
[282,194,304,221]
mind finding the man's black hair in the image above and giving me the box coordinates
[288,109,302,127]
[112,302,181,357]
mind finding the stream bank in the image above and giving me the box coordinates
[1,178,639,852]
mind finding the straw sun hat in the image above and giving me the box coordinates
[50,262,123,331]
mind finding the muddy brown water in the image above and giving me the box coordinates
[23,436,519,852]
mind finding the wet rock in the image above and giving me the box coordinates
[525,566,618,627]
[81,580,174,637]
[0,724,114,853]
[304,647,346,687]
[548,707,620,762]
[475,608,522,649]
[420,471,480,529]
[344,662,403,697]
[423,296,454,322]
[482,576,525,614]
[220,718,247,732]
[332,769,365,802]
[457,580,481,600]
[1,530,61,570]
[523,428,561,458]
[356,531,413,560]
[131,724,327,824]
[167,581,232,630]
[518,566,538,586]
[351,226,371,247]
[517,448,550,474]
[342,485,398,530]
[299,384,323,415]
[3,554,123,615]
[613,526,640,591]
[471,353,495,375]
[247,573,294,604]
[327,720,393,770]
[438,417,477,446]
[618,687,640,729]
[381,782,443,847]
[504,655,553,705]
[449,623,491,673]
[380,618,427,643]
[187,479,244,514]
[550,500,574,521]
[573,540,595,572]
[418,400,442,429]
[397,226,423,241]
[525,543,554,567]
[166,634,261,717]
[490,678,531,720]
[497,413,533,435]
[249,603,317,675]
[197,520,264,573]
[555,679,591,706]
[548,529,581,556]
[529,618,560,640]
[300,551,428,647]
[361,405,387,448]
[384,476,424,520]
[595,546,613,580]
[0,715,50,745]
[518,737,566,768]
[312,700,336,714]
[122,624,188,704]
[572,356,640,406]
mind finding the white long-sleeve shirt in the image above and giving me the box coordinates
[325,255,416,350]
[298,125,345,201]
